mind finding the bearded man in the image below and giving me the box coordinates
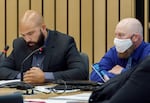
[90,18,150,82]
[0,10,88,84]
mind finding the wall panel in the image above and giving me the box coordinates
[31,0,42,14]
[0,0,5,50]
[18,0,29,19]
[94,0,106,63]
[81,0,93,70]
[144,0,149,42]
[6,0,17,54]
[68,0,80,50]
[120,0,135,19]
[43,0,55,30]
[107,0,119,50]
[56,0,67,33]
[18,0,30,38]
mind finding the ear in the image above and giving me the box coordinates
[41,24,46,31]
[132,34,140,42]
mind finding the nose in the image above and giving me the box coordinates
[24,35,31,42]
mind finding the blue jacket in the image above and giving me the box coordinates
[90,41,150,82]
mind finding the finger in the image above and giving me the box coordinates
[24,69,33,75]
[24,80,32,84]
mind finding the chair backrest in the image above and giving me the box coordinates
[0,93,23,103]
[0,52,6,62]
[80,52,89,79]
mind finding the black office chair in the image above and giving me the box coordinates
[0,52,6,62]
[80,52,89,79]
[0,93,23,103]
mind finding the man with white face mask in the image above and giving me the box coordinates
[90,18,150,82]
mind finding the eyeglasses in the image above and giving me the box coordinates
[34,80,69,94]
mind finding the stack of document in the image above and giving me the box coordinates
[48,92,91,103]
[25,92,91,103]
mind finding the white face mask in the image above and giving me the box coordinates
[114,38,133,53]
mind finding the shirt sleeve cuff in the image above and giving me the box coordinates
[44,72,55,81]
[121,68,127,73]
[16,73,21,79]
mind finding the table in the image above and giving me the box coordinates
[0,80,93,103]
[0,86,92,103]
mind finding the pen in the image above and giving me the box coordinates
[100,70,110,81]
[91,65,105,82]
[24,100,46,103]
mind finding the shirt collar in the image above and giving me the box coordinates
[44,29,50,47]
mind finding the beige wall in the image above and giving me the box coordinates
[0,0,136,72]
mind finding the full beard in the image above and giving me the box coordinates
[117,45,135,59]
[27,32,45,51]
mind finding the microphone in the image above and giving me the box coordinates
[0,45,9,61]
[21,46,45,81]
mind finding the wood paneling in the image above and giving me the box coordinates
[107,0,119,50]
[94,0,106,63]
[0,0,5,50]
[31,0,42,14]
[18,0,30,38]
[56,0,67,33]
[144,0,149,42]
[120,0,135,19]
[18,0,29,19]
[68,0,80,50]
[81,0,93,70]
[6,0,17,54]
[43,0,55,30]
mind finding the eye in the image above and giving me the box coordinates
[21,31,35,37]
[115,33,125,38]
[120,33,125,37]
[27,31,34,36]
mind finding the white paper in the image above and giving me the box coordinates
[34,85,80,94]
[25,92,91,103]
[49,92,92,101]
[0,79,20,85]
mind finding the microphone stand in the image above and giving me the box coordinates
[18,46,45,93]
[20,46,44,81]
[0,46,45,94]
[0,46,42,95]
